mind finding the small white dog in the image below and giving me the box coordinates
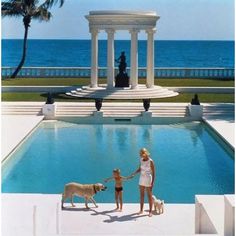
[152,195,164,214]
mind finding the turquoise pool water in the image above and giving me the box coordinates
[2,121,234,203]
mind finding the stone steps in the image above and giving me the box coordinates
[67,84,178,99]
[203,106,234,118]
[55,103,189,117]
[2,104,43,115]
[2,102,233,119]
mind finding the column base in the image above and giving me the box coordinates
[146,84,154,88]
[131,85,139,89]
[106,84,114,90]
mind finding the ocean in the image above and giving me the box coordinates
[2,39,234,68]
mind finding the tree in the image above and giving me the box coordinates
[1,0,65,78]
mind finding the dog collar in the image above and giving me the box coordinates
[93,185,97,194]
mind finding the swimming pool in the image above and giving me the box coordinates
[2,121,234,203]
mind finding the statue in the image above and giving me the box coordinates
[115,51,129,87]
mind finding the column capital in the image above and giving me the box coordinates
[129,28,140,34]
[105,28,115,34]
[146,28,157,34]
[90,28,99,34]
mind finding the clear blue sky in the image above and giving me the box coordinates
[1,0,235,40]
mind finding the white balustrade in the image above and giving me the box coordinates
[1,67,234,79]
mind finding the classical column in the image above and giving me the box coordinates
[106,29,115,89]
[90,28,99,88]
[146,29,155,88]
[130,29,139,89]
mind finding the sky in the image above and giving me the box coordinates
[1,0,235,40]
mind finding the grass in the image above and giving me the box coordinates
[2,92,234,103]
[2,77,235,87]
[2,77,234,103]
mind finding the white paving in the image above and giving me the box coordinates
[1,115,44,161]
[203,118,234,148]
[2,194,195,236]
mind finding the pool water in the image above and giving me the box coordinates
[2,121,234,203]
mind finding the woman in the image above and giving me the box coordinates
[132,148,155,217]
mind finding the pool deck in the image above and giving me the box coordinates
[202,117,234,149]
[1,102,234,235]
[1,115,44,161]
[2,194,195,236]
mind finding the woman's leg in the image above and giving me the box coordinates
[146,187,153,217]
[138,185,145,214]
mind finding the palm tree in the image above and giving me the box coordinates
[1,0,65,78]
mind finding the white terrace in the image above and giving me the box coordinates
[1,101,235,235]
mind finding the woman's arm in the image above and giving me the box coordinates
[150,160,155,188]
[131,166,141,176]
[121,174,134,181]
[104,176,114,183]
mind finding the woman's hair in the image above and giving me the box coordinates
[140,148,150,156]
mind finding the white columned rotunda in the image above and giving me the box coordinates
[106,28,115,88]
[67,10,178,99]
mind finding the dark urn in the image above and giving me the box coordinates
[95,99,103,111]
[143,99,151,111]
[46,92,54,104]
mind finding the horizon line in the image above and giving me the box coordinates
[2,38,235,41]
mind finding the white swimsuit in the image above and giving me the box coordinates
[139,158,153,187]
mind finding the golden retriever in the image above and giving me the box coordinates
[61,182,107,209]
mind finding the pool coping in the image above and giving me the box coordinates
[1,115,44,162]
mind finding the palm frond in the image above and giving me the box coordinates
[1,1,24,17]
[32,6,52,21]
[41,0,65,9]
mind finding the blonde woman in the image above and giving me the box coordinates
[131,148,155,217]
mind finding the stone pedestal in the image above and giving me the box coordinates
[188,104,203,119]
[93,111,103,118]
[42,103,56,119]
[115,72,130,87]
[224,195,235,236]
[141,111,152,123]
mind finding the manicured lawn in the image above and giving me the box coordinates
[2,77,234,87]
[2,92,234,103]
